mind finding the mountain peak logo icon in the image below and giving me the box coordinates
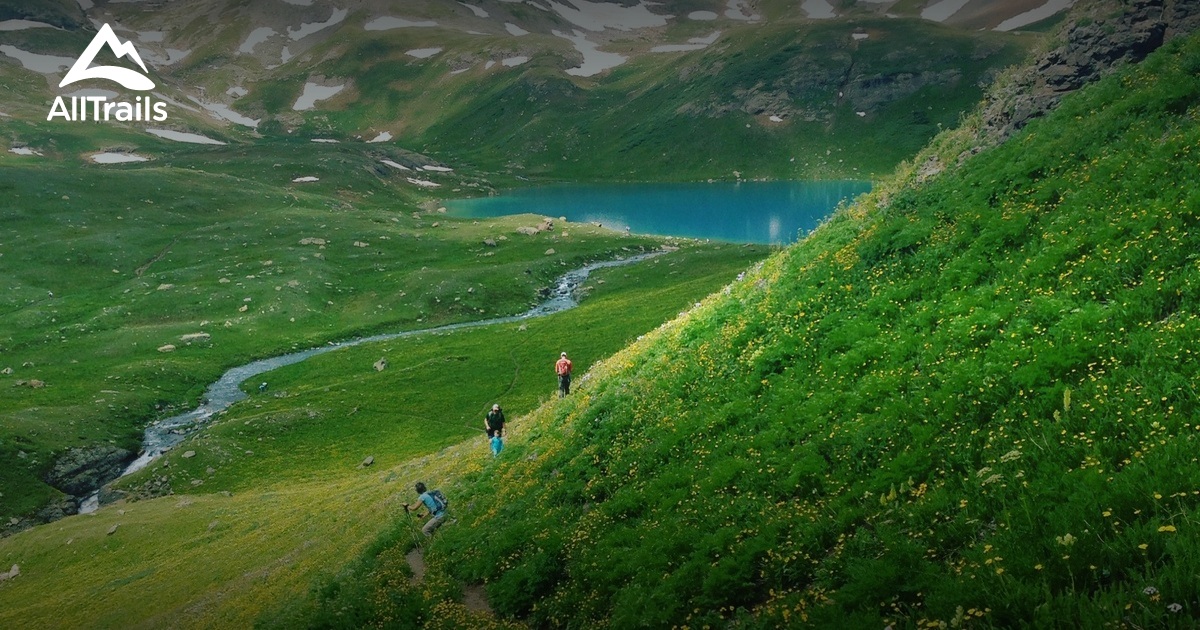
[59,23,155,91]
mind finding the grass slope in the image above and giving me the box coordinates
[0,243,767,629]
[0,133,735,521]
[311,32,1200,628]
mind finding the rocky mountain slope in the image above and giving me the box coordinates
[0,0,1071,180]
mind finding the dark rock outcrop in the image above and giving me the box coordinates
[44,445,134,498]
[979,0,1200,145]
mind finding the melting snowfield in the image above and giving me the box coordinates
[289,8,348,40]
[240,27,277,54]
[555,30,625,76]
[407,48,443,59]
[546,0,667,32]
[293,83,345,111]
[368,132,393,143]
[801,0,837,20]
[0,45,73,73]
[0,20,56,31]
[91,153,149,164]
[364,16,438,30]
[996,0,1076,31]
[922,0,972,22]
[146,129,226,145]
[10,147,42,156]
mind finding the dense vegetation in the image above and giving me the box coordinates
[305,31,1200,628]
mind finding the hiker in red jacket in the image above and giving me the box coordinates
[555,352,573,397]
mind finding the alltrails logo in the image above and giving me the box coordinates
[47,23,168,122]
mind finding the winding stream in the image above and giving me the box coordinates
[80,251,663,512]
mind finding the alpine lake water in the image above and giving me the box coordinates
[444,180,873,245]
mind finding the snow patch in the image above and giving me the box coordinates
[311,138,339,143]
[801,0,836,20]
[227,86,248,98]
[769,115,784,123]
[187,96,260,127]
[10,147,41,156]
[505,22,529,36]
[459,2,489,18]
[138,30,165,43]
[147,128,226,145]
[725,0,760,21]
[0,20,56,31]
[240,27,277,54]
[92,152,148,164]
[364,16,438,30]
[502,55,529,67]
[996,0,1075,32]
[921,0,971,22]
[153,92,200,113]
[0,45,74,73]
[406,48,443,59]
[554,30,625,76]
[289,8,348,40]
[422,165,453,172]
[292,176,319,182]
[381,159,410,170]
[76,0,94,9]
[293,82,345,111]
[368,131,393,143]
[688,11,718,21]
[407,178,440,188]
[546,0,668,32]
[852,32,869,40]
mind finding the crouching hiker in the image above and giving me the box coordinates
[405,482,449,537]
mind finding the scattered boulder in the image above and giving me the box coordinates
[1,367,10,375]
[179,333,210,343]
[373,358,388,372]
[431,222,440,228]
[483,238,497,247]
[298,237,327,246]
[537,220,554,232]
[182,450,196,459]
[107,524,119,536]
[353,241,369,248]
[25,379,46,389]
[516,226,539,236]
[157,345,176,353]
[360,456,374,468]
[544,248,556,256]
[0,565,19,581]
[157,284,174,291]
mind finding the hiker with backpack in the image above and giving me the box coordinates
[555,352,573,397]
[405,482,449,537]
[485,403,505,456]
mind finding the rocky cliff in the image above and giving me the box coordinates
[979,0,1200,144]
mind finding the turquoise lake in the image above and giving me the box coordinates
[444,181,872,245]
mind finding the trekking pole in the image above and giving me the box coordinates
[401,503,424,550]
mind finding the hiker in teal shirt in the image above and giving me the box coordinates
[408,481,448,537]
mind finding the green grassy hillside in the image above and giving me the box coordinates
[0,132,769,524]
[305,31,1200,628]
[0,240,764,629]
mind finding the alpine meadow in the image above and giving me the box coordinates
[2,0,1200,628]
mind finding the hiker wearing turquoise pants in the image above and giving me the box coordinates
[556,352,573,397]
[406,482,448,537]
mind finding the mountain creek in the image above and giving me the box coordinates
[76,251,668,513]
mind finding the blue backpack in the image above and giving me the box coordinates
[429,489,448,514]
